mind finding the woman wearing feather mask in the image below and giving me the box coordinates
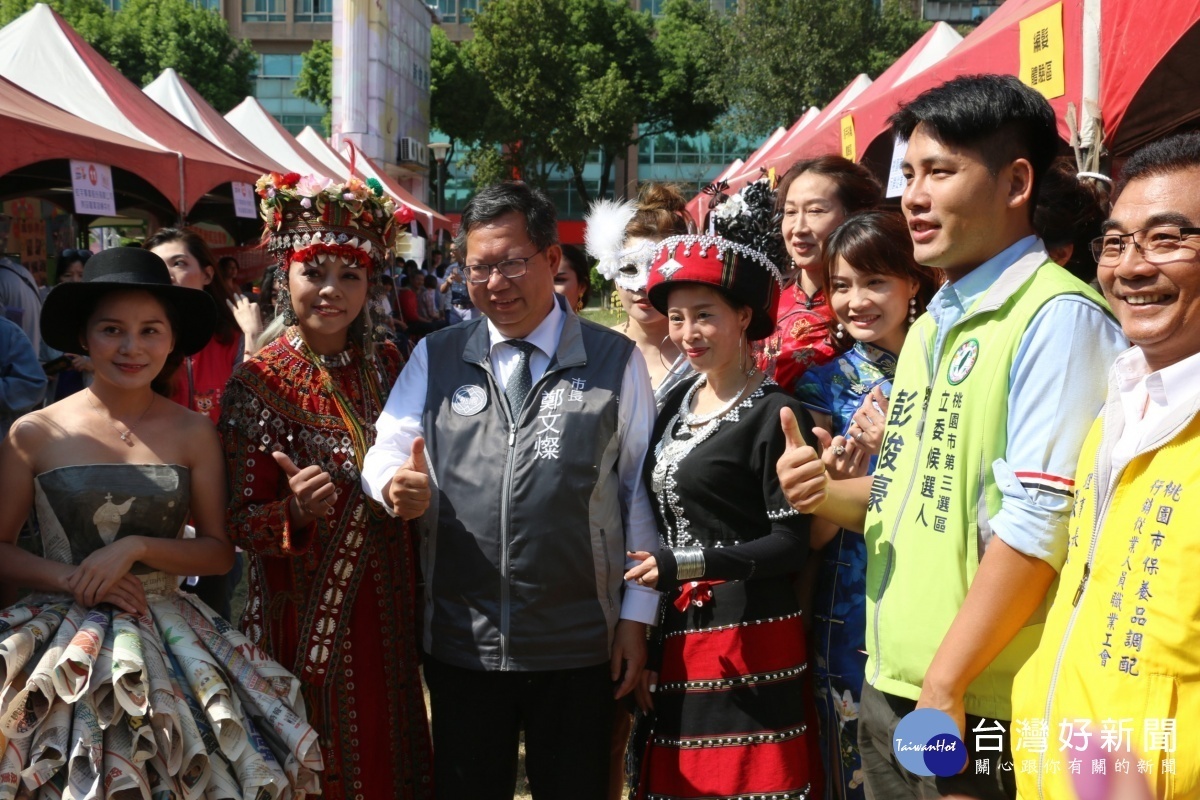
[586,184,695,407]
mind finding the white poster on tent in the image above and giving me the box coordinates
[232,181,258,219]
[886,136,910,198]
[70,160,116,216]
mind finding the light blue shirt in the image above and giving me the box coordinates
[0,316,46,434]
[926,236,1127,570]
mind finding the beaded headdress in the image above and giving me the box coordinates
[256,171,414,272]
[646,178,787,341]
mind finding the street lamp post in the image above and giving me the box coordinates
[428,141,452,215]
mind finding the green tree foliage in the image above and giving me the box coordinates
[296,39,332,134]
[718,0,930,138]
[432,0,726,205]
[0,0,113,49]
[0,0,256,113]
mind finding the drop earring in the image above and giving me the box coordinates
[834,323,846,339]
[907,297,918,325]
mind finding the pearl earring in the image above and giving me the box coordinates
[834,322,845,339]
[907,297,917,325]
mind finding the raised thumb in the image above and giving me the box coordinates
[813,427,834,451]
[410,436,428,473]
[271,450,301,477]
[780,407,805,450]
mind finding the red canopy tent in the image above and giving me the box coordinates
[1097,0,1200,156]
[0,75,179,216]
[0,3,259,215]
[781,22,963,164]
[847,0,1085,174]
[144,69,290,175]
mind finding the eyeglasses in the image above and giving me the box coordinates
[1090,225,1200,266]
[464,249,544,284]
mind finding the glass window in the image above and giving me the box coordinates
[243,0,285,23]
[294,0,331,23]
[435,0,456,22]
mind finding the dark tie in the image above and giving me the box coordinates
[505,340,537,416]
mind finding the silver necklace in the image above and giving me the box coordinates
[86,389,155,446]
[683,368,757,426]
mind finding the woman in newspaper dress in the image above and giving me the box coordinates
[0,247,322,800]
[219,173,432,800]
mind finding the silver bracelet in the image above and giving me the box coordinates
[673,546,706,581]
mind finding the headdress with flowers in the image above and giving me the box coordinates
[256,171,415,272]
[255,170,418,362]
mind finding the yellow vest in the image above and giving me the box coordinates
[1012,393,1200,800]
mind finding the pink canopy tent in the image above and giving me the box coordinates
[295,127,451,235]
[0,75,180,214]
[224,98,338,179]
[782,22,963,163]
[0,3,259,214]
[144,69,289,175]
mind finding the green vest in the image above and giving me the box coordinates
[863,248,1107,720]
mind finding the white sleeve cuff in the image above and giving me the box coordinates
[619,582,661,625]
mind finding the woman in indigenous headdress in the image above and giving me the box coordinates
[756,156,882,394]
[585,183,695,406]
[0,246,322,800]
[218,172,432,799]
[625,179,823,800]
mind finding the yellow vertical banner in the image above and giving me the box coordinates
[840,116,856,162]
[1019,2,1065,100]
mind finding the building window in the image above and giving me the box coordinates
[243,0,285,23]
[294,0,331,22]
[431,0,479,23]
[253,53,328,134]
[193,0,220,10]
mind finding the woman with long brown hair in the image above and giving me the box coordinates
[794,211,939,799]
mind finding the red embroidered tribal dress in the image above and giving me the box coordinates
[220,330,433,800]
[755,284,841,395]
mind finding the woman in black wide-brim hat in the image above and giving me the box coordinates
[0,247,323,798]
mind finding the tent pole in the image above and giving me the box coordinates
[1079,0,1103,172]
[177,152,187,225]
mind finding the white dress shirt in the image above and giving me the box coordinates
[1110,347,1200,472]
[362,298,662,624]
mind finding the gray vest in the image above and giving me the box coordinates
[420,301,636,671]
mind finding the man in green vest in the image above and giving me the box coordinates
[776,75,1126,799]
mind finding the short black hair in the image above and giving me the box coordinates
[455,181,558,258]
[1118,132,1200,191]
[890,74,1059,205]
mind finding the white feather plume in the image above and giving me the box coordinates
[584,198,639,280]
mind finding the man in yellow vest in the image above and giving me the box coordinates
[1011,133,1200,799]
[776,74,1126,799]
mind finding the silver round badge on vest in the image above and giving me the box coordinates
[947,338,980,386]
[452,385,488,416]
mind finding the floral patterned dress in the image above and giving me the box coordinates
[795,341,897,800]
[755,284,842,395]
[219,330,433,800]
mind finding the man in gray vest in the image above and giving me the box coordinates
[362,182,659,800]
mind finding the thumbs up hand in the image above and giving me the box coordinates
[272,450,338,526]
[776,407,828,514]
[387,436,432,520]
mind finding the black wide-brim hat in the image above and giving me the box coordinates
[646,234,781,341]
[41,247,217,356]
